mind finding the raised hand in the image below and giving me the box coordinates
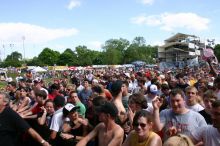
[152,96,163,111]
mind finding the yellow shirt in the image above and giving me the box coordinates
[130,131,157,146]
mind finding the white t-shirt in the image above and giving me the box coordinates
[186,103,204,112]
[145,103,153,114]
[160,109,207,140]
[191,125,220,146]
[145,95,157,114]
[50,108,64,132]
[128,80,138,93]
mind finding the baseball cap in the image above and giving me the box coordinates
[124,73,130,78]
[159,74,165,79]
[63,103,80,116]
[34,77,42,83]
[149,84,158,95]
[92,79,99,84]
[19,77,26,82]
[95,101,118,118]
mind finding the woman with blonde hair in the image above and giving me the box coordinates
[163,134,194,146]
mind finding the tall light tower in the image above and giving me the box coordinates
[10,43,14,60]
[22,36,25,61]
[1,44,5,61]
[3,44,5,61]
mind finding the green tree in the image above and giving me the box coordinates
[102,38,130,64]
[91,51,104,65]
[75,46,92,66]
[38,48,60,66]
[124,44,140,63]
[26,57,43,66]
[3,51,23,67]
[5,51,22,61]
[132,36,146,47]
[57,48,78,66]
[124,37,157,64]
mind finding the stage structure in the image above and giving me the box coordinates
[158,33,206,71]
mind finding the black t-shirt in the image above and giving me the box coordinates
[9,91,16,100]
[0,107,30,146]
[199,109,212,124]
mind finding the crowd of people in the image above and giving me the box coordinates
[1,60,220,146]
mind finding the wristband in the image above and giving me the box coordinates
[40,139,45,144]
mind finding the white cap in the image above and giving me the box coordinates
[160,74,165,79]
[64,103,76,112]
[149,84,158,94]
[92,79,99,84]
[124,73,130,78]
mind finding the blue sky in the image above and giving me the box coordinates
[0,0,219,59]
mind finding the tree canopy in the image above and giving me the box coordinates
[0,36,183,67]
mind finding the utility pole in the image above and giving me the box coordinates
[22,36,25,61]
[3,44,5,61]
[10,43,14,60]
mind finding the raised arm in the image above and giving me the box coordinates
[38,107,47,125]
[28,128,51,146]
[76,123,100,146]
[152,97,164,132]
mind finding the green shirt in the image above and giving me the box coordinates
[76,102,86,118]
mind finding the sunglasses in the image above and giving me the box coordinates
[186,92,196,95]
[133,122,147,128]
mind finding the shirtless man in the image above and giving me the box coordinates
[76,101,124,146]
[111,80,127,123]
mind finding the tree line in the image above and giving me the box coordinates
[0,37,158,67]
[1,36,219,67]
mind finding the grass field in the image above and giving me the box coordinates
[0,72,67,89]
[0,72,20,89]
[0,81,7,89]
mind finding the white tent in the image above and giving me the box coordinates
[32,66,47,72]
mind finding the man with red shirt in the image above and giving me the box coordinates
[48,83,62,100]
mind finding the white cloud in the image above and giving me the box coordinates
[67,0,81,10]
[0,22,79,43]
[139,0,154,5]
[131,12,210,31]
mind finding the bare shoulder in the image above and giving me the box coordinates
[95,122,105,130]
[113,124,124,134]
[149,132,162,146]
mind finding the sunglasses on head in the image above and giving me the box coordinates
[187,92,196,95]
[133,122,147,128]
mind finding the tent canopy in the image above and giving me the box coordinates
[32,66,47,72]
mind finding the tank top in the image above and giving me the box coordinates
[130,131,157,146]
